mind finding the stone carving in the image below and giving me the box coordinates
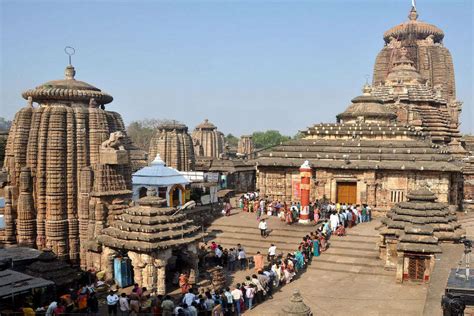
[387,36,401,49]
[101,131,126,150]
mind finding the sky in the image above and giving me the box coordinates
[0,0,473,137]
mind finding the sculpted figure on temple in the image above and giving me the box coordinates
[101,131,126,150]
[89,97,99,108]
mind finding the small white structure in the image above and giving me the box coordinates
[132,154,190,207]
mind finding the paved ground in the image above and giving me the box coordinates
[207,210,428,315]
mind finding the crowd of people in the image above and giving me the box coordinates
[239,194,372,228]
[14,194,372,316]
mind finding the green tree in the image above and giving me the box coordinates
[225,133,239,147]
[252,130,291,149]
[126,119,162,151]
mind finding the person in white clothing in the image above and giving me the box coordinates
[231,284,244,315]
[329,213,339,232]
[268,244,277,263]
[258,219,268,238]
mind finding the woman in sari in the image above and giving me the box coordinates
[243,199,249,212]
[285,208,293,225]
[294,250,305,271]
[178,273,190,294]
[314,208,320,224]
[313,238,320,257]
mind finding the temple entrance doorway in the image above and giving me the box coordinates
[138,187,148,198]
[167,248,198,292]
[169,184,184,207]
[336,182,357,205]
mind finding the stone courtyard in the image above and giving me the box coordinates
[203,206,474,315]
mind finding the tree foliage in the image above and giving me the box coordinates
[252,130,291,149]
[225,133,239,147]
[0,117,12,132]
[126,119,177,151]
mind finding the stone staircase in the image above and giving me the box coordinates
[204,211,390,278]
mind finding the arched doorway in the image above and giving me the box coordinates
[138,187,148,198]
[169,184,184,207]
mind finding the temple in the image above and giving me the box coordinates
[192,119,226,159]
[148,121,195,171]
[255,6,466,214]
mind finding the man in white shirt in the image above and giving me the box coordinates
[268,244,277,263]
[238,248,247,270]
[182,288,196,307]
[106,290,119,316]
[231,284,243,316]
[258,219,268,238]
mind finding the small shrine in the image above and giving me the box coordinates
[379,188,464,283]
[132,154,190,207]
[97,189,203,294]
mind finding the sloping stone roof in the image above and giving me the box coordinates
[98,195,203,252]
[380,189,464,241]
[256,137,460,172]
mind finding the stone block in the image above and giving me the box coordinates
[100,149,129,165]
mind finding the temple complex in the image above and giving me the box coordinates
[192,119,225,159]
[148,121,195,171]
[256,6,467,213]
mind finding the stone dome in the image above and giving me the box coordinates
[383,7,444,44]
[195,119,217,130]
[22,65,113,105]
[336,85,397,123]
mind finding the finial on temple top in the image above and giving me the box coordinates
[409,0,418,21]
[64,46,75,66]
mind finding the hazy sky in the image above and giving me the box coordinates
[1,0,472,137]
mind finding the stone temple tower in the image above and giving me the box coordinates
[191,119,225,158]
[148,121,195,171]
[372,5,462,133]
[2,60,133,263]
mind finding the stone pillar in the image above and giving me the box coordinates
[102,247,117,282]
[395,252,404,283]
[299,161,312,224]
[187,243,200,285]
[128,251,144,287]
[155,249,171,295]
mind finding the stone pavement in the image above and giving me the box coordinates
[206,210,428,315]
